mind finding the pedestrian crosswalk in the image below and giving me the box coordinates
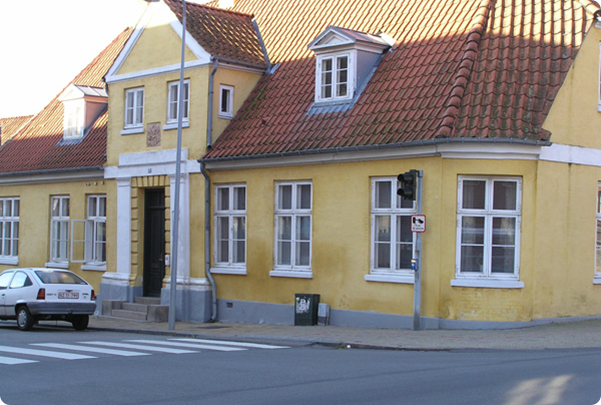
[0,338,289,365]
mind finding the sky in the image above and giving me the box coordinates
[0,0,148,118]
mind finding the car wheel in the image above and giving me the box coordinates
[16,306,35,331]
[71,314,89,331]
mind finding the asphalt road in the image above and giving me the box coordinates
[0,326,600,405]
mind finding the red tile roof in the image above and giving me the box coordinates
[0,28,133,176]
[203,0,599,160]
[164,0,268,69]
[0,115,33,145]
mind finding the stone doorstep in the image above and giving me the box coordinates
[102,299,168,323]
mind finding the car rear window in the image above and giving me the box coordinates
[34,271,87,285]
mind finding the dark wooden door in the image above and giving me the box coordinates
[143,189,165,297]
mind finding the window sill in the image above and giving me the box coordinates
[365,273,414,284]
[270,270,313,279]
[593,275,601,284]
[45,262,69,269]
[0,257,18,265]
[218,113,233,120]
[121,126,144,135]
[451,279,524,289]
[210,267,247,276]
[163,121,189,131]
[82,264,107,272]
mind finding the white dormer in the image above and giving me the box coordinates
[58,85,108,141]
[308,26,394,105]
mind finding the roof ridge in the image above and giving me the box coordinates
[436,0,493,139]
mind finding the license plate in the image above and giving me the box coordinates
[58,292,79,299]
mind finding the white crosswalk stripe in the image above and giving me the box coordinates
[31,343,151,357]
[170,338,290,350]
[0,337,289,366]
[125,339,246,352]
[82,341,198,354]
[0,345,95,360]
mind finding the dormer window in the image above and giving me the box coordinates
[58,84,108,141]
[64,100,84,139]
[318,53,350,101]
[308,26,394,108]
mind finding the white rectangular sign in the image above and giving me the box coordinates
[411,215,426,233]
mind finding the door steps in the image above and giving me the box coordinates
[102,297,168,323]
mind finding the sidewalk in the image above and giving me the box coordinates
[88,316,601,351]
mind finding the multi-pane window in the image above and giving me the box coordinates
[215,185,246,267]
[167,80,190,123]
[124,87,144,128]
[219,85,234,118]
[0,198,19,260]
[275,182,312,271]
[63,100,84,139]
[318,53,350,101]
[456,177,521,280]
[71,195,106,266]
[50,196,69,263]
[371,178,415,274]
[87,195,107,264]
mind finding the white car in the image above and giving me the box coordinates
[0,268,96,331]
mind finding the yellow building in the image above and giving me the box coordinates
[101,0,268,321]
[0,30,132,298]
[196,0,601,329]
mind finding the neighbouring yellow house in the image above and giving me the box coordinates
[0,29,132,296]
[100,0,269,322]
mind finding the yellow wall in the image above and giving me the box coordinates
[0,180,109,291]
[544,26,601,148]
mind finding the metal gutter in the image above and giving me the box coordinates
[200,162,218,322]
[199,137,552,164]
[207,59,219,149]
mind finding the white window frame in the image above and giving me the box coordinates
[212,184,247,275]
[166,80,190,124]
[71,195,106,270]
[219,85,234,118]
[595,183,601,284]
[366,178,416,284]
[453,176,523,289]
[0,197,19,265]
[49,196,69,266]
[271,181,313,278]
[315,51,353,103]
[124,87,144,129]
[63,99,84,140]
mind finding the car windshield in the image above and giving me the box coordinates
[34,270,87,285]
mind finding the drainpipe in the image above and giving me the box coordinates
[201,162,217,321]
[207,58,219,149]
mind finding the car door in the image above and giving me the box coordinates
[0,271,14,316]
[3,271,34,317]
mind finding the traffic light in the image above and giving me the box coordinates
[397,170,417,200]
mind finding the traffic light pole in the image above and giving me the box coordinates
[412,170,423,331]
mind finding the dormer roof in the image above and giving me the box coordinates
[308,26,394,54]
[0,28,133,176]
[203,0,600,162]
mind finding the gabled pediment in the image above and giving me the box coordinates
[308,26,394,54]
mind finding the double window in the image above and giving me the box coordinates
[124,87,144,128]
[273,182,312,276]
[214,185,246,273]
[595,184,601,281]
[167,80,190,123]
[455,177,522,287]
[50,196,69,264]
[316,53,350,102]
[368,178,415,282]
[63,100,84,139]
[72,195,106,268]
[0,197,19,264]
